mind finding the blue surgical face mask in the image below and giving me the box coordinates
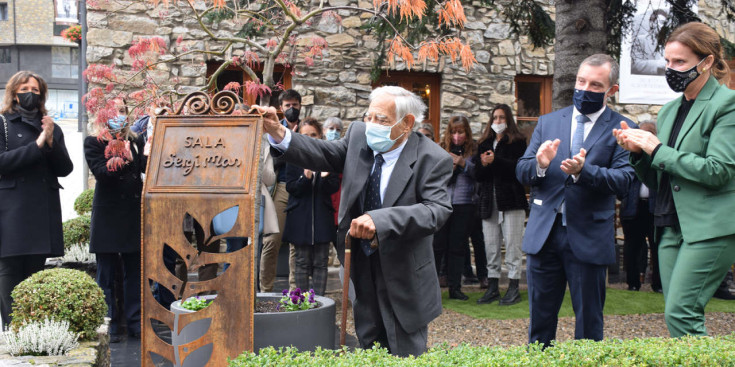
[365,118,405,153]
[326,129,341,141]
[107,115,127,131]
[572,88,609,115]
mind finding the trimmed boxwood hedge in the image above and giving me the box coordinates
[10,268,106,340]
[74,189,94,216]
[62,214,91,250]
[229,334,735,366]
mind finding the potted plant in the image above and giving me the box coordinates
[169,289,335,362]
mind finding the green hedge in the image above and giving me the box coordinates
[74,189,94,216]
[11,268,106,340]
[62,214,91,250]
[229,335,735,366]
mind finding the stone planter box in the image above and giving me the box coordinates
[170,292,335,363]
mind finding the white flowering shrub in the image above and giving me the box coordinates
[3,318,79,356]
[61,243,95,263]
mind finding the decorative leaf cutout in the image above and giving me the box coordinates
[163,243,184,278]
[148,278,179,308]
[149,351,174,367]
[177,317,212,341]
[183,212,205,249]
[181,343,213,367]
[150,318,173,345]
[211,205,239,237]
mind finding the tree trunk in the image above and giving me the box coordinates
[552,0,609,110]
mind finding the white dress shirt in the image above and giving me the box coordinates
[537,105,607,179]
[268,128,407,203]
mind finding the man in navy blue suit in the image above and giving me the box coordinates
[516,54,635,347]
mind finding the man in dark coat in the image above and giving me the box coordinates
[255,86,453,357]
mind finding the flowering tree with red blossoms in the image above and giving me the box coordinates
[84,0,477,170]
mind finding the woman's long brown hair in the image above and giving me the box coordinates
[440,115,476,157]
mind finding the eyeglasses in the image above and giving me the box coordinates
[363,112,393,126]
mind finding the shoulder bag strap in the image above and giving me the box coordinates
[1,114,6,151]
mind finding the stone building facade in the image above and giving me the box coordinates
[85,0,733,138]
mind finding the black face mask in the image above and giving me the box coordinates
[665,58,705,93]
[284,107,300,123]
[17,92,40,111]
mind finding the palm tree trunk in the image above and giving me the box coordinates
[552,0,609,110]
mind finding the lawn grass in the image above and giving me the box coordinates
[442,288,735,320]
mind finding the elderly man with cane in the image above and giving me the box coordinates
[253,86,452,357]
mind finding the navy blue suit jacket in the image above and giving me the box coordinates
[516,106,635,265]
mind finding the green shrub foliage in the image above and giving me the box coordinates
[62,215,91,250]
[10,268,106,340]
[230,335,735,366]
[73,189,94,216]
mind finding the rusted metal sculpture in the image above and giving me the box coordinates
[142,91,262,366]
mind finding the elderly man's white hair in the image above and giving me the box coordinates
[369,86,427,125]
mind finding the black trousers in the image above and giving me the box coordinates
[0,255,46,329]
[96,252,141,336]
[433,204,476,290]
[621,199,658,289]
[465,215,488,279]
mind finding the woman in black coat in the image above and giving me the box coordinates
[84,98,146,342]
[475,104,528,306]
[0,71,73,329]
[282,118,339,295]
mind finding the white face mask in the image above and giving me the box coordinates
[491,123,507,134]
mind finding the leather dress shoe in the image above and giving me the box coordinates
[448,288,469,301]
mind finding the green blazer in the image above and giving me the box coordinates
[631,76,735,244]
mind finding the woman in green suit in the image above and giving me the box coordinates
[614,22,735,337]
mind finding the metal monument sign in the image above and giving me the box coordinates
[142,91,262,366]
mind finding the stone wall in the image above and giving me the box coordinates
[86,0,732,135]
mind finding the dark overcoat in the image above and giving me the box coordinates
[282,162,340,246]
[0,111,73,257]
[84,134,146,254]
[474,133,529,217]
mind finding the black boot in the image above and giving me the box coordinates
[713,278,735,300]
[477,278,499,304]
[499,279,521,306]
[448,287,469,301]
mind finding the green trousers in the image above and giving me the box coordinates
[659,226,735,337]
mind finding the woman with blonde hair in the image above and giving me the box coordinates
[615,22,735,337]
[0,71,73,329]
[84,98,146,342]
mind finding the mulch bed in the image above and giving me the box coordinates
[327,282,735,349]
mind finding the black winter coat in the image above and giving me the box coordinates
[0,112,73,257]
[84,134,146,253]
[282,163,340,246]
[475,133,528,218]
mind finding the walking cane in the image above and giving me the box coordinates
[340,234,352,347]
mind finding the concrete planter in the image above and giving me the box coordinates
[170,292,335,363]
